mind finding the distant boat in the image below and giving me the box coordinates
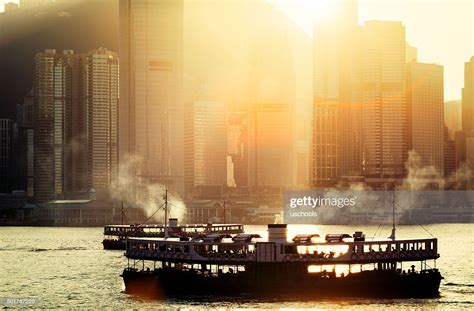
[103,191,244,250]
[102,221,244,250]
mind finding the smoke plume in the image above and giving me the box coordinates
[399,151,445,190]
[109,155,187,223]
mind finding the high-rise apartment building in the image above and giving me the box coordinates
[119,0,184,198]
[0,119,14,193]
[33,49,73,203]
[312,0,361,186]
[82,48,119,190]
[407,62,444,174]
[33,48,119,203]
[361,21,407,178]
[184,101,226,197]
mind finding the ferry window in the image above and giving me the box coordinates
[184,245,190,253]
[159,244,166,252]
[283,245,296,254]
[194,245,204,254]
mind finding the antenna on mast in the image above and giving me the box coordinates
[223,200,226,224]
[121,201,125,225]
[164,189,169,238]
[388,191,396,240]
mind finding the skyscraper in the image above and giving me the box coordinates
[184,101,226,197]
[17,92,34,200]
[227,112,249,188]
[444,127,456,179]
[462,57,474,134]
[119,0,184,198]
[444,100,462,139]
[82,48,119,190]
[361,21,407,178]
[405,43,418,63]
[246,29,295,190]
[312,0,361,186]
[407,62,444,173]
[4,2,19,12]
[17,90,34,128]
[462,56,474,170]
[0,119,14,193]
[33,48,119,203]
[33,49,73,203]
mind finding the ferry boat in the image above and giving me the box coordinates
[121,224,442,298]
[103,191,244,250]
[103,220,244,250]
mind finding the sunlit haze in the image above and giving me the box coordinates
[2,0,472,99]
[271,0,473,101]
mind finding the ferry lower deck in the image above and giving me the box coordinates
[122,261,442,298]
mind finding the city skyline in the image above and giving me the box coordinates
[0,0,473,203]
[0,2,473,309]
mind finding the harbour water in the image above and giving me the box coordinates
[0,224,473,309]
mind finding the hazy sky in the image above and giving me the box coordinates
[1,0,472,100]
[271,0,474,101]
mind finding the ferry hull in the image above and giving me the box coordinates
[121,264,442,299]
[102,239,126,250]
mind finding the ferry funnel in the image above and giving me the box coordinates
[169,218,178,227]
[268,224,287,242]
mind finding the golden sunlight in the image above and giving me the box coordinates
[310,0,336,17]
[272,0,337,21]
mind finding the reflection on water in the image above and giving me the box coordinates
[0,224,472,309]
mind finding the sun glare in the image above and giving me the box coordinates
[270,0,337,34]
[311,0,336,17]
